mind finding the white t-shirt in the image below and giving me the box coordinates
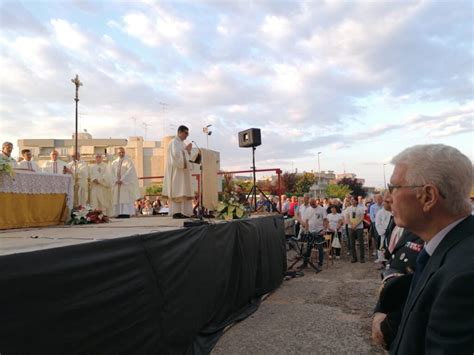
[327,213,343,231]
[344,205,365,230]
[303,205,327,233]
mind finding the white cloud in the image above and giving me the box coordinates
[121,8,191,52]
[50,19,88,50]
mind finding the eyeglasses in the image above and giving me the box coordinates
[387,184,424,194]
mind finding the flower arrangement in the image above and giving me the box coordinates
[0,156,15,178]
[69,205,109,225]
[216,197,249,220]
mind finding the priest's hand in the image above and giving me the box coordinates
[185,143,192,153]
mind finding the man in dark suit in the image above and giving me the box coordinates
[375,144,474,354]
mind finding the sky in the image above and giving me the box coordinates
[0,0,472,188]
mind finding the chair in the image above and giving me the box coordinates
[323,234,334,267]
[311,234,333,268]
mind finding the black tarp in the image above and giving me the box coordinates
[0,215,286,355]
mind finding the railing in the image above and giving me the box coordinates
[138,168,283,210]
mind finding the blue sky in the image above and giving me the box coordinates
[0,0,472,187]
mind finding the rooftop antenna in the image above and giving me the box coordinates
[142,122,151,140]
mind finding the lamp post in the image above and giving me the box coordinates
[203,124,212,148]
[317,151,322,197]
[71,74,83,208]
[383,164,387,189]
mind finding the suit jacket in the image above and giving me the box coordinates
[390,215,474,354]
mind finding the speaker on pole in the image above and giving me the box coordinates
[238,128,261,148]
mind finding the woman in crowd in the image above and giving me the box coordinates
[327,205,344,258]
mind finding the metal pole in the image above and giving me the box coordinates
[383,164,387,189]
[71,74,82,208]
[317,151,321,197]
[252,146,257,211]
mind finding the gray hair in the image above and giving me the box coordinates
[391,144,472,215]
[2,141,13,148]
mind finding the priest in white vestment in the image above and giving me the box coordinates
[17,149,40,172]
[111,147,140,218]
[1,142,17,168]
[89,153,112,216]
[162,125,195,218]
[42,150,68,174]
[66,152,89,207]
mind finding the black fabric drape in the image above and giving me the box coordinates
[0,215,286,355]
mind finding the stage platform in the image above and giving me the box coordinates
[0,215,222,256]
[0,214,286,354]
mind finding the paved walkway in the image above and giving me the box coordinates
[213,252,386,354]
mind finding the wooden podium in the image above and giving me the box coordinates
[191,148,218,211]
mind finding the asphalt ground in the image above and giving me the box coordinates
[212,247,386,355]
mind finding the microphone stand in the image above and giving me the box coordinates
[191,141,204,220]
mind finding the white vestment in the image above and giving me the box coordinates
[162,136,194,216]
[89,162,112,216]
[42,160,67,175]
[17,160,40,172]
[66,161,89,207]
[111,156,140,216]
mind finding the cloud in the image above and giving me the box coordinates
[50,19,89,50]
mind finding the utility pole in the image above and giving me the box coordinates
[317,151,322,197]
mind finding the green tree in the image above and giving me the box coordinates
[145,183,162,196]
[326,184,352,199]
[281,171,297,194]
[295,172,316,194]
[337,177,367,198]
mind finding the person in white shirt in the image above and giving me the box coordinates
[295,193,310,239]
[111,147,140,218]
[375,192,393,262]
[1,141,17,168]
[327,205,344,258]
[17,149,39,172]
[303,197,328,234]
[41,150,68,174]
[344,196,366,263]
[298,198,328,271]
[67,152,89,207]
[89,153,112,216]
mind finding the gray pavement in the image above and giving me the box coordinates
[212,253,386,355]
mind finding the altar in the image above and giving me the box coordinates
[0,171,73,229]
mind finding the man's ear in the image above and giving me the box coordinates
[420,184,439,212]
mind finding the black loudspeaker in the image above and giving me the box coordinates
[238,128,261,148]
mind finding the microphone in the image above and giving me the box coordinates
[191,140,201,150]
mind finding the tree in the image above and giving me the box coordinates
[281,171,297,194]
[295,172,316,194]
[326,184,352,199]
[337,177,367,198]
[145,183,162,196]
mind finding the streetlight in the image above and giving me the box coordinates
[203,124,212,148]
[383,164,387,189]
[317,151,322,197]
